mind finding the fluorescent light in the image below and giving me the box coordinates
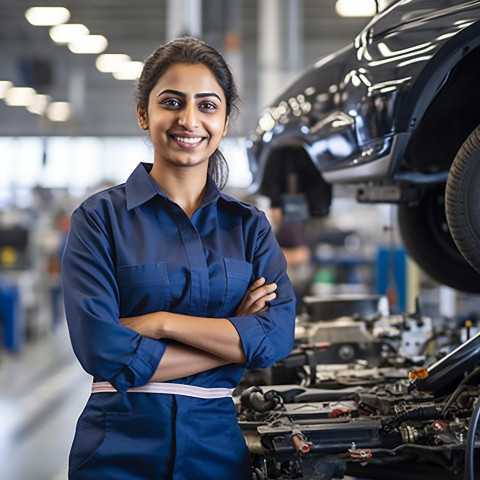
[96,54,132,73]
[4,87,37,106]
[47,102,72,122]
[68,35,108,54]
[259,113,275,132]
[335,0,376,17]
[50,24,89,44]
[25,7,70,26]
[26,94,51,115]
[0,81,13,99]
[112,61,144,80]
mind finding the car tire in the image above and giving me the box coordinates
[398,183,480,293]
[445,124,480,277]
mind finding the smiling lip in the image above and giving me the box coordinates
[171,135,205,147]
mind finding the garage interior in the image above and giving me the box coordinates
[1,1,480,480]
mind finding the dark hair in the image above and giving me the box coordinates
[134,36,239,189]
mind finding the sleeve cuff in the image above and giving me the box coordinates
[109,335,168,393]
[227,315,266,365]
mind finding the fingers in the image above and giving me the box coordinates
[255,291,277,307]
[247,277,276,294]
[247,276,266,291]
[241,278,277,312]
[245,280,277,304]
[235,277,278,316]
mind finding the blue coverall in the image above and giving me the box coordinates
[61,162,296,480]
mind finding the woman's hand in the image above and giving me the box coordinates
[235,277,277,316]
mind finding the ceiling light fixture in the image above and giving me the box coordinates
[68,35,108,54]
[335,0,376,17]
[4,87,37,107]
[50,24,90,44]
[26,94,52,115]
[112,61,144,81]
[96,54,132,73]
[0,81,13,99]
[47,102,72,122]
[25,7,70,26]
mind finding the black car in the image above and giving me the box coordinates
[247,0,480,293]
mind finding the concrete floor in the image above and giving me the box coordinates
[0,322,91,480]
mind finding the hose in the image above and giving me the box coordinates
[442,365,480,415]
[382,405,439,433]
[464,394,480,480]
[240,386,282,413]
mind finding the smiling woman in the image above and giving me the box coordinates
[61,36,296,480]
[134,38,239,191]
[137,62,230,203]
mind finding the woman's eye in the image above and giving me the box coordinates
[199,101,217,111]
[162,98,181,108]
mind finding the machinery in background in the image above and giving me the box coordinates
[243,294,457,388]
[238,295,480,479]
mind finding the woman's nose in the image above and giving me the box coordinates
[178,104,198,129]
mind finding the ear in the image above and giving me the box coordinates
[222,115,230,137]
[137,104,149,130]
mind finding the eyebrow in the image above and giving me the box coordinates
[157,89,222,102]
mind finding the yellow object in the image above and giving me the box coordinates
[0,247,17,266]
[409,367,429,382]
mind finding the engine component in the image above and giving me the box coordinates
[239,334,480,479]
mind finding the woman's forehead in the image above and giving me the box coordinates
[153,63,224,97]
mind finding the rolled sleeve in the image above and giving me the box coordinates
[109,335,168,393]
[228,300,295,370]
[62,204,167,393]
[227,211,296,369]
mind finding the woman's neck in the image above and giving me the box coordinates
[150,163,208,217]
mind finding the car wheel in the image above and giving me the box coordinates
[445,124,480,277]
[398,183,480,293]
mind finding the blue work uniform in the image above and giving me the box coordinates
[61,162,296,480]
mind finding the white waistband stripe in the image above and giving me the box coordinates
[91,381,234,399]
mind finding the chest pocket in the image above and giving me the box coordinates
[117,262,171,317]
[222,258,253,317]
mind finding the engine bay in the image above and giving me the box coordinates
[237,296,480,480]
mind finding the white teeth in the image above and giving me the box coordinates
[174,136,203,144]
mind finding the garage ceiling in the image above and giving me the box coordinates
[0,0,370,137]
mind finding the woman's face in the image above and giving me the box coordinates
[137,62,229,171]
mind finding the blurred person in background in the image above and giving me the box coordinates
[61,36,295,480]
[270,203,313,313]
[261,163,321,314]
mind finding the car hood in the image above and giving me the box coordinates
[363,0,480,40]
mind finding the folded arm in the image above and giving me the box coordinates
[120,277,277,379]
[149,343,229,382]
